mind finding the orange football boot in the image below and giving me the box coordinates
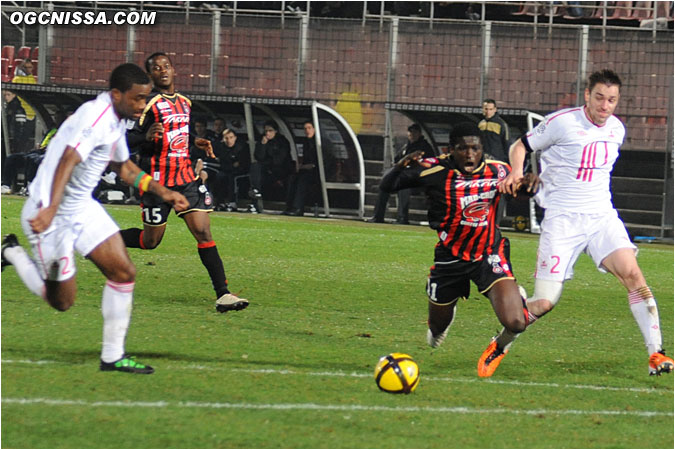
[477,338,507,378]
[649,351,674,376]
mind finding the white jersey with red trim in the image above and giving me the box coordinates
[524,106,625,213]
[29,92,130,214]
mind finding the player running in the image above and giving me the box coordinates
[380,122,539,377]
[120,52,248,313]
[495,69,673,377]
[1,63,189,374]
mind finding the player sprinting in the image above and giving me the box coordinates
[493,69,673,377]
[120,52,248,313]
[1,63,189,374]
[379,122,539,376]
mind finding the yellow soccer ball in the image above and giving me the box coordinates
[374,353,420,394]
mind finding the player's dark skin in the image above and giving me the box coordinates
[399,140,538,337]
[137,55,216,249]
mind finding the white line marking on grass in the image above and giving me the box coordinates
[1,359,56,365]
[4,359,670,395]
[2,397,671,417]
[225,367,670,394]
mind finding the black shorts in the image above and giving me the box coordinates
[426,238,515,305]
[139,180,214,226]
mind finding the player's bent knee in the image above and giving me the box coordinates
[531,279,564,308]
[142,236,162,249]
[45,291,75,311]
[503,312,527,334]
[109,263,136,284]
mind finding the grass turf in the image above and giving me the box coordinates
[1,196,673,448]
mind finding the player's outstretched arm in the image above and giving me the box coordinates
[115,160,189,211]
[29,146,82,234]
[499,139,527,196]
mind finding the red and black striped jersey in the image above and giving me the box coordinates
[128,89,195,187]
[380,155,510,262]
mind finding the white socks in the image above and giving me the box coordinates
[628,286,662,356]
[3,244,45,298]
[101,280,134,363]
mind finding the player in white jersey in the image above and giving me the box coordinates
[477,69,673,377]
[1,63,189,374]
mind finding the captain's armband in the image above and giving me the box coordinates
[134,171,153,195]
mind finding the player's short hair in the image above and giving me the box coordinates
[223,128,236,136]
[145,52,172,73]
[408,123,422,133]
[483,98,497,107]
[264,120,278,131]
[109,63,150,92]
[450,122,482,147]
[587,69,622,91]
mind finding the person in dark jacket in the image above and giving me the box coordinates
[369,123,436,224]
[283,120,320,216]
[251,120,294,203]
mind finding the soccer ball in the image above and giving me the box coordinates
[374,353,420,394]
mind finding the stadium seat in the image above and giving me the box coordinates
[2,45,14,61]
[30,46,38,60]
[31,60,37,76]
[17,46,31,60]
[1,57,10,82]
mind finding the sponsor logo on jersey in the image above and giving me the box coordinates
[157,101,171,111]
[81,127,93,138]
[455,178,498,189]
[460,190,496,208]
[169,134,189,154]
[162,114,190,124]
[462,201,490,223]
[165,125,189,143]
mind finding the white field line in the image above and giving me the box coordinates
[2,358,671,395]
[2,397,672,417]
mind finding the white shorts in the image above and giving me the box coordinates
[534,209,636,282]
[21,198,120,281]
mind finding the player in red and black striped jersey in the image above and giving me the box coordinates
[380,122,539,377]
[120,52,248,314]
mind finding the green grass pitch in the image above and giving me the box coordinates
[1,196,673,448]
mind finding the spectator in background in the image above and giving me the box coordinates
[213,117,227,137]
[283,120,320,216]
[251,120,294,207]
[478,99,510,163]
[479,99,511,226]
[2,90,28,155]
[2,108,71,195]
[369,123,436,224]
[218,128,252,212]
[11,58,37,150]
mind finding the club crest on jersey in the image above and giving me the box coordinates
[497,164,506,180]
